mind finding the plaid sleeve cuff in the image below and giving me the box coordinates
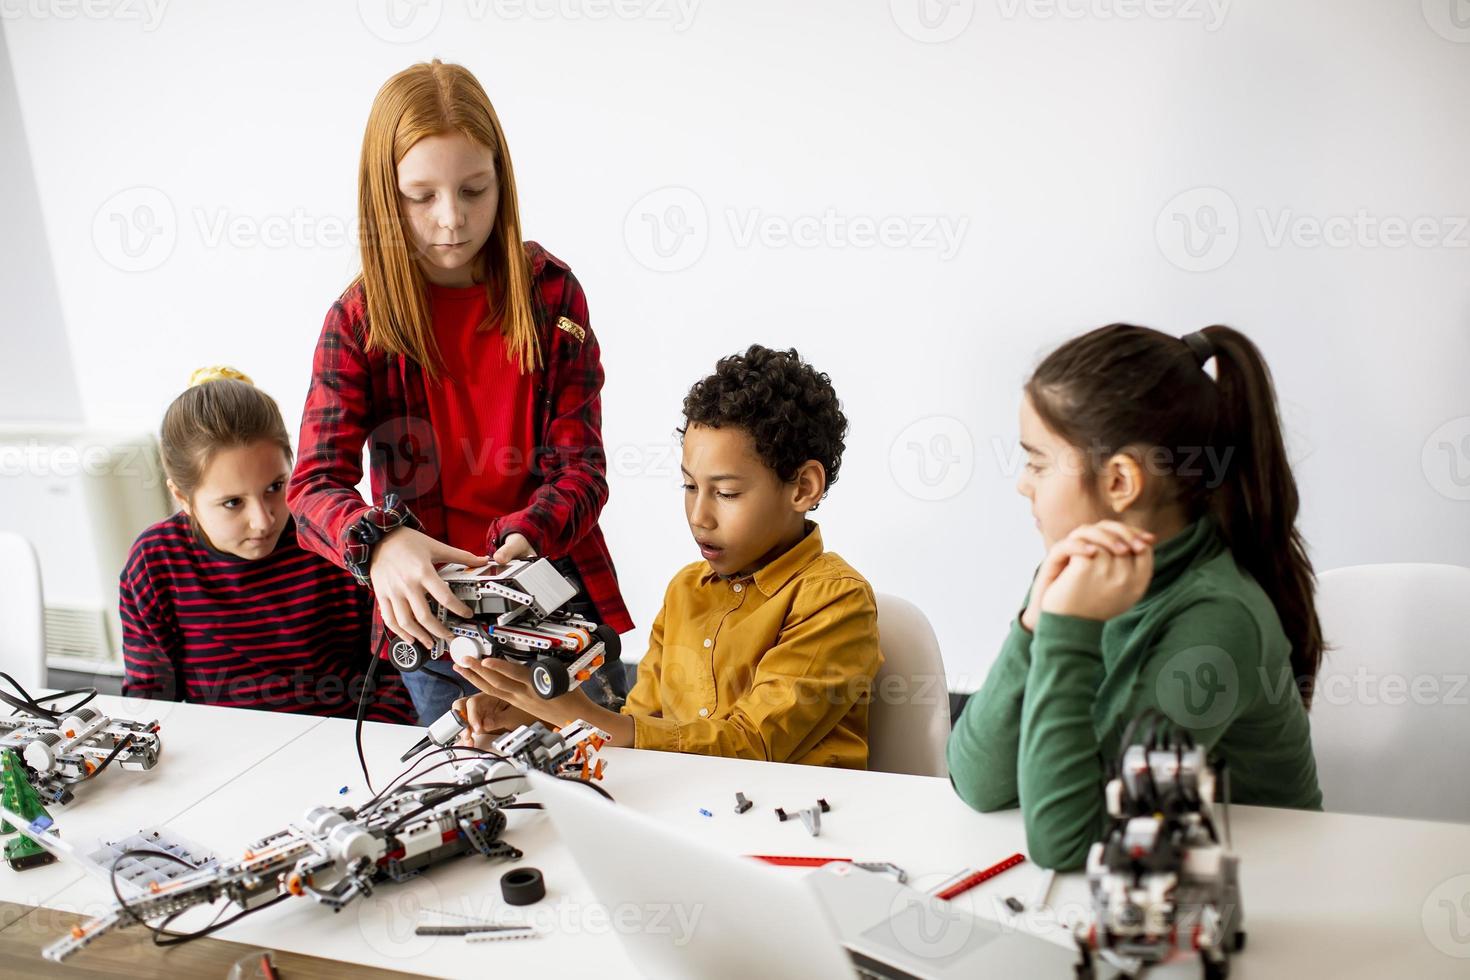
[343,492,422,587]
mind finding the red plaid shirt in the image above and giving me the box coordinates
[287,242,633,656]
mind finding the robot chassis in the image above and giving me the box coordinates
[0,706,161,807]
[40,719,610,963]
[387,558,621,700]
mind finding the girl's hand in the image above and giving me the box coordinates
[369,527,489,651]
[1021,537,1100,632]
[492,533,537,565]
[453,693,536,741]
[1040,522,1155,622]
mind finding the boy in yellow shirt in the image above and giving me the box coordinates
[452,345,883,768]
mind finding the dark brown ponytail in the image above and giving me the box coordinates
[1027,324,1323,708]
[1198,325,1322,707]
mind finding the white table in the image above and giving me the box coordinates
[6,697,1470,978]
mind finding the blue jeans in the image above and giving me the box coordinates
[399,662,481,725]
[396,556,628,726]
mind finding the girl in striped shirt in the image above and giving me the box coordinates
[120,368,414,722]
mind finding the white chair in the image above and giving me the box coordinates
[867,594,951,778]
[0,531,47,693]
[1312,563,1470,823]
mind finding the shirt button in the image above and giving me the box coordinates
[733,583,743,593]
[698,708,709,717]
[703,638,712,648]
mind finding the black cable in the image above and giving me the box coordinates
[105,847,293,949]
[81,735,135,782]
[353,652,383,794]
[356,745,511,816]
[0,672,97,721]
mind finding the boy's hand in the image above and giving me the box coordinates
[453,657,636,748]
[453,693,537,741]
[369,527,488,650]
[453,657,587,729]
[1039,522,1154,622]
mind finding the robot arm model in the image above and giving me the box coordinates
[1075,710,1244,980]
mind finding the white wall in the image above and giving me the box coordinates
[3,0,1467,689]
[0,18,80,420]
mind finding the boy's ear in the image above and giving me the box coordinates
[790,460,828,513]
[166,479,191,515]
[1100,452,1144,515]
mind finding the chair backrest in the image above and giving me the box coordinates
[1312,562,1470,823]
[867,593,950,778]
[0,531,46,692]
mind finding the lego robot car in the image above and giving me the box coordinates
[386,558,621,700]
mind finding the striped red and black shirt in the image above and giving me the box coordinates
[119,512,415,722]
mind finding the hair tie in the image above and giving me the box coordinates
[1181,331,1215,368]
[188,365,254,388]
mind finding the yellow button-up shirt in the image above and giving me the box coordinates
[622,523,883,769]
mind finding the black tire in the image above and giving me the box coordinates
[594,623,622,661]
[1203,956,1229,980]
[390,639,426,672]
[531,657,569,699]
[1233,931,1246,952]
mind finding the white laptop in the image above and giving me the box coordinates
[528,772,1077,979]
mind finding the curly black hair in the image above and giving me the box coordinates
[679,345,848,507]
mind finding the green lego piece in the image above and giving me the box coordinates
[2,749,58,871]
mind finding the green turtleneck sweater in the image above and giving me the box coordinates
[947,516,1322,870]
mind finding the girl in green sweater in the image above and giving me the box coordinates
[948,324,1323,870]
